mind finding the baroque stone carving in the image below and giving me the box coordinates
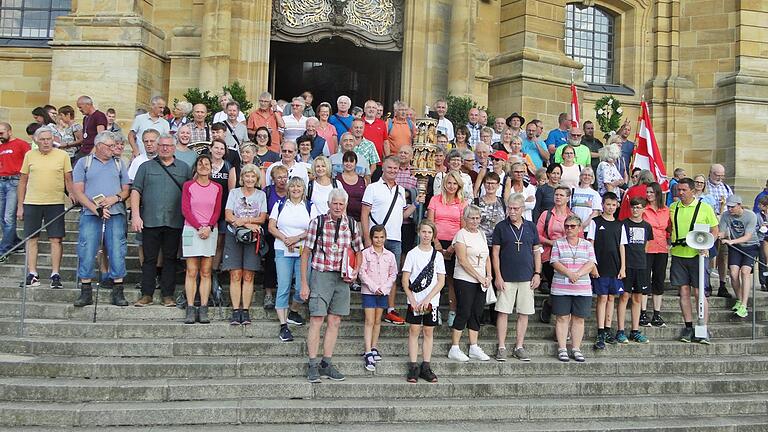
[272,0,404,51]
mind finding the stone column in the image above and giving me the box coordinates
[48,0,167,127]
[199,0,232,93]
[228,0,272,98]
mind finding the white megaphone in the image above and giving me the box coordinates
[686,224,715,339]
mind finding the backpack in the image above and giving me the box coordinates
[306,178,339,205]
[311,214,357,255]
[84,154,123,183]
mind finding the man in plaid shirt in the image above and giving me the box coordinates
[300,188,363,383]
[706,163,735,297]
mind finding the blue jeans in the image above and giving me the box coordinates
[384,239,402,270]
[0,177,20,254]
[274,249,305,309]
[77,213,127,280]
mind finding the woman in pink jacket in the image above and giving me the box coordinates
[358,224,398,372]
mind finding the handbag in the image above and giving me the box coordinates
[485,285,497,306]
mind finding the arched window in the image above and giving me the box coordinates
[0,0,70,40]
[565,4,614,84]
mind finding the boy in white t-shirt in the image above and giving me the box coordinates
[402,220,446,383]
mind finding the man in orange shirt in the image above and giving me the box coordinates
[362,100,388,162]
[385,100,415,157]
[246,91,284,152]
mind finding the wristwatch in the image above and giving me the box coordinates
[533,272,541,276]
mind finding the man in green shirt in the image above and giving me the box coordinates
[668,178,719,344]
[554,127,591,167]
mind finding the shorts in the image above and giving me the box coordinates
[728,244,759,268]
[670,255,710,295]
[550,294,592,318]
[221,232,262,271]
[361,294,389,309]
[439,239,456,277]
[308,270,351,317]
[23,204,65,238]
[623,268,650,295]
[181,225,218,257]
[591,277,624,296]
[405,304,439,327]
[494,281,535,315]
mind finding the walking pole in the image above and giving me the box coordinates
[18,247,29,337]
[92,216,107,323]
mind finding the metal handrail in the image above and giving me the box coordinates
[0,205,78,337]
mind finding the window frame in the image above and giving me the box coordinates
[0,0,70,45]
[565,3,615,85]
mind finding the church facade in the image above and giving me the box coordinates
[1,0,766,194]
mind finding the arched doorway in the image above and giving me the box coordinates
[269,38,401,111]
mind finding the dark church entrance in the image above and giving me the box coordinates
[269,38,401,113]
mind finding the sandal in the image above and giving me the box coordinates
[571,348,585,363]
[557,348,569,362]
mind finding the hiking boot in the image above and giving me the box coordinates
[615,330,629,344]
[639,311,651,327]
[50,274,63,289]
[111,284,128,307]
[198,306,210,324]
[629,330,649,343]
[679,327,693,343]
[287,310,305,326]
[263,293,275,310]
[419,363,438,383]
[100,278,114,290]
[184,306,197,324]
[407,363,420,383]
[495,346,507,362]
[241,309,252,325]
[717,286,733,298]
[307,363,321,383]
[650,313,666,328]
[279,326,294,342]
[73,285,93,307]
[512,346,530,362]
[320,363,345,381]
[25,273,40,287]
[383,310,405,325]
[593,332,606,350]
[134,295,153,307]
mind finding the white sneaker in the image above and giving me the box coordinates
[448,345,469,362]
[468,344,490,361]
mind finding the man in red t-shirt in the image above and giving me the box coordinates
[362,99,388,162]
[0,122,31,257]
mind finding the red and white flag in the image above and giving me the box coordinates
[632,101,669,192]
[570,83,580,128]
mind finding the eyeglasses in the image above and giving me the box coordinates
[292,104,303,107]
[512,170,526,174]
[631,206,644,211]
[485,182,499,186]
[564,224,579,229]
[282,149,295,153]
[256,134,269,139]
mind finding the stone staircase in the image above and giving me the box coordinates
[0,212,767,431]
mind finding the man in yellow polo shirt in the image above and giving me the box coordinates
[17,126,74,289]
[669,177,719,344]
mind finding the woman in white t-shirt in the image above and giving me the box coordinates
[268,176,320,340]
[307,156,336,215]
[448,205,492,363]
[569,167,602,231]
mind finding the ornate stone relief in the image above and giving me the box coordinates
[271,0,404,51]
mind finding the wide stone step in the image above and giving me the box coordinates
[2,373,768,403]
[1,335,767,358]
[10,241,140,255]
[0,393,765,427]
[0,318,766,341]
[2,353,767,380]
[3,415,768,432]
[0,299,764,326]
[1,253,141,269]
[1,265,141,284]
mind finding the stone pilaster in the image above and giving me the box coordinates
[48,0,167,127]
[198,0,232,93]
[228,0,272,98]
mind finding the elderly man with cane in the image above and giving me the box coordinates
[71,131,130,308]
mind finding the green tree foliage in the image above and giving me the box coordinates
[445,94,494,129]
[179,81,253,124]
